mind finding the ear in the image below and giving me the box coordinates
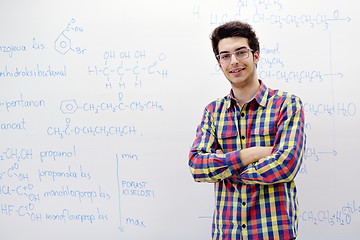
[253,51,260,64]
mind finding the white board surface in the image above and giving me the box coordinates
[1,0,359,239]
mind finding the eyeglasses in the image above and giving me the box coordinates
[216,48,253,65]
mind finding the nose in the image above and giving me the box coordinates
[230,53,239,64]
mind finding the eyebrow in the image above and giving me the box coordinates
[218,46,247,55]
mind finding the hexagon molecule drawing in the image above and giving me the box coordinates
[60,99,79,114]
[54,32,72,55]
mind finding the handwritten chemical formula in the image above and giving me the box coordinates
[46,118,139,139]
[59,92,164,115]
[54,18,86,55]
[300,201,360,226]
[1,1,359,239]
[88,50,168,90]
[193,0,351,30]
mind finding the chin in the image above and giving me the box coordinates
[229,78,246,86]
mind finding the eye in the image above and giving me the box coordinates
[220,53,231,60]
[235,50,247,57]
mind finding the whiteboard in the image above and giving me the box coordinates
[1,0,359,239]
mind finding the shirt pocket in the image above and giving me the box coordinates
[217,127,240,152]
[250,127,276,146]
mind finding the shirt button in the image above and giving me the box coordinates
[242,224,246,228]
[242,202,246,206]
[241,135,246,140]
[241,112,245,117]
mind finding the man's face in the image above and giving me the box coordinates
[217,37,259,88]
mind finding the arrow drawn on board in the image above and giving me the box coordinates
[318,150,337,156]
[116,154,125,232]
[327,17,351,22]
[323,72,343,78]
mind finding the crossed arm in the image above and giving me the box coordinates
[189,98,305,185]
[217,147,273,167]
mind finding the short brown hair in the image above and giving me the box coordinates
[210,21,260,58]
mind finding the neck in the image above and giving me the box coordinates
[232,79,260,106]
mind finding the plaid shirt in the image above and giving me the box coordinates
[189,80,305,240]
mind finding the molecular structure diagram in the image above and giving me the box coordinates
[54,18,86,55]
[54,31,72,55]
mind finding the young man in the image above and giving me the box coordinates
[189,21,305,240]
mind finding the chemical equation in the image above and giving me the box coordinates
[0,143,113,225]
[46,118,139,139]
[88,50,168,90]
[212,42,334,84]
[193,0,351,30]
[0,146,76,163]
[304,146,337,162]
[259,69,326,83]
[0,147,33,162]
[0,202,42,222]
[300,200,360,226]
[0,184,40,202]
[256,43,329,84]
[0,203,109,223]
[304,102,357,117]
[59,92,164,114]
[299,146,337,175]
[250,9,350,29]
[0,150,30,181]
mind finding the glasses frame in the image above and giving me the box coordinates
[216,48,254,65]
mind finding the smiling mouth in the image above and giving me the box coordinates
[230,68,244,73]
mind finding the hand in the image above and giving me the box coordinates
[216,147,273,166]
[216,149,224,154]
[240,146,273,166]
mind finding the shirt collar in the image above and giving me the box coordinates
[227,80,268,109]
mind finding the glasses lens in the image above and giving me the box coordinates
[235,50,248,60]
[218,49,251,64]
[218,53,230,63]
